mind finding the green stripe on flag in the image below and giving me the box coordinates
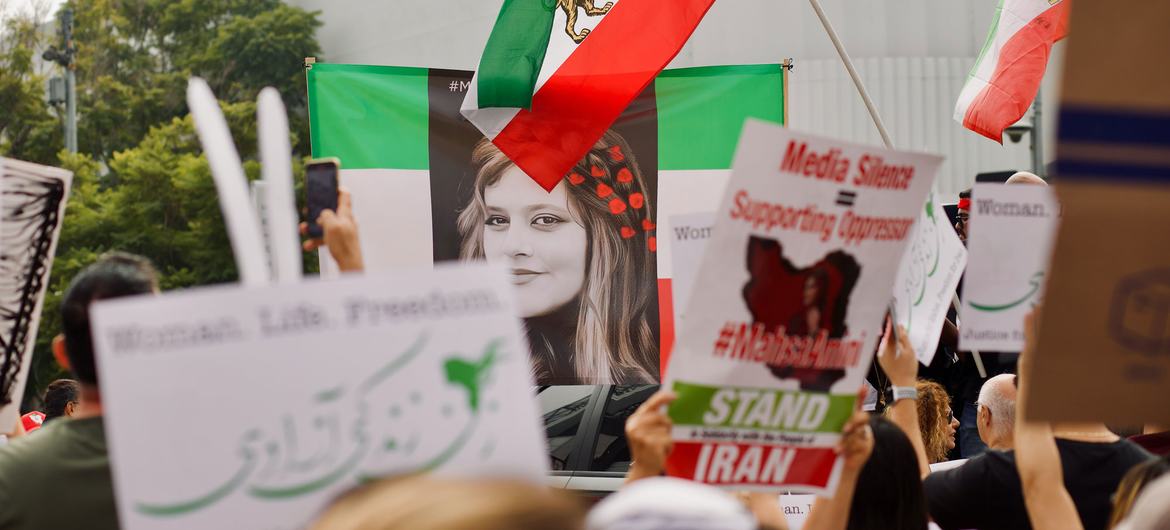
[656,64,785,170]
[308,64,430,170]
[968,0,1005,81]
[476,0,557,109]
[668,380,854,434]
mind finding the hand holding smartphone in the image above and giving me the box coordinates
[305,158,340,238]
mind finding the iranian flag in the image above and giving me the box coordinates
[954,0,1069,142]
[307,63,786,378]
[461,0,716,191]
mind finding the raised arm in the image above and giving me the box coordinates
[803,402,874,530]
[1015,310,1083,530]
[877,322,931,478]
[301,187,364,272]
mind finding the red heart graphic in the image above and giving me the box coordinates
[642,218,656,231]
[591,165,606,178]
[608,145,625,162]
[617,168,634,183]
[628,192,644,209]
[608,198,627,214]
[596,183,614,198]
[568,172,585,185]
[620,226,636,239]
[648,236,657,252]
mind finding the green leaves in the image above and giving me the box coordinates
[0,0,322,409]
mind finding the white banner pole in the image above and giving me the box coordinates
[258,87,302,283]
[187,78,270,286]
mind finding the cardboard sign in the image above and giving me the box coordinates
[0,158,72,429]
[93,264,547,530]
[959,184,1059,351]
[892,192,967,364]
[1026,0,1170,425]
[664,121,941,493]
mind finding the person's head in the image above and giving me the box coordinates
[310,475,584,530]
[914,380,957,463]
[954,188,971,245]
[1114,472,1170,530]
[976,374,1017,450]
[1005,171,1047,186]
[55,252,159,387]
[587,476,757,530]
[1110,456,1170,528]
[457,131,658,383]
[41,379,80,422]
[848,416,929,530]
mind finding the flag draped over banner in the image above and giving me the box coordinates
[461,0,717,191]
[954,0,1069,142]
[307,62,786,383]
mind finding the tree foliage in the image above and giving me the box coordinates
[0,0,322,408]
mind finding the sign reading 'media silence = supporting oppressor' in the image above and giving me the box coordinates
[93,264,547,530]
[664,120,942,494]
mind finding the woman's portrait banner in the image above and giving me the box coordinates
[307,63,786,385]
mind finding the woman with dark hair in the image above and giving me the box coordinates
[845,416,930,530]
[789,268,829,336]
[41,379,80,423]
[1110,456,1170,528]
[456,130,658,384]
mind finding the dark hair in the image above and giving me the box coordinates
[61,252,158,385]
[42,378,80,421]
[847,416,929,530]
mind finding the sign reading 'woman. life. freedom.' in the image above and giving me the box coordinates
[92,264,547,530]
[664,121,942,494]
[959,184,1059,352]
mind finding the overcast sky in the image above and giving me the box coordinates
[1,0,63,21]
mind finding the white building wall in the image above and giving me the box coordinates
[292,0,1063,197]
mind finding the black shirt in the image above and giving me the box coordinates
[924,438,1153,530]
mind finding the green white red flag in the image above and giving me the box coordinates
[954,0,1069,142]
[462,0,716,191]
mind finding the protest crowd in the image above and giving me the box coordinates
[1,1,1169,530]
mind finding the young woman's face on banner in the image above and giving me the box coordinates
[483,167,587,318]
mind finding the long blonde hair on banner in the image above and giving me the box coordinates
[457,131,658,384]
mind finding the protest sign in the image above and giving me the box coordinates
[93,264,547,530]
[1026,0,1170,425]
[307,62,785,384]
[781,494,816,530]
[669,213,716,324]
[892,192,967,364]
[959,184,1058,352]
[664,120,941,493]
[0,158,71,429]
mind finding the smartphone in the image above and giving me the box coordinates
[305,158,340,238]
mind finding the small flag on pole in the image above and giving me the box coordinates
[954,0,1069,143]
[462,0,716,191]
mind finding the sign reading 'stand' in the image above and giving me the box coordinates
[960,184,1059,352]
[94,264,547,530]
[664,120,941,494]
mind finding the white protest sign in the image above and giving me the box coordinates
[0,158,72,429]
[670,212,716,324]
[94,264,547,530]
[781,494,816,529]
[959,184,1059,351]
[892,192,967,364]
[664,120,941,493]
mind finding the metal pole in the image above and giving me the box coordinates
[1031,91,1043,177]
[64,8,77,154]
[807,0,893,149]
